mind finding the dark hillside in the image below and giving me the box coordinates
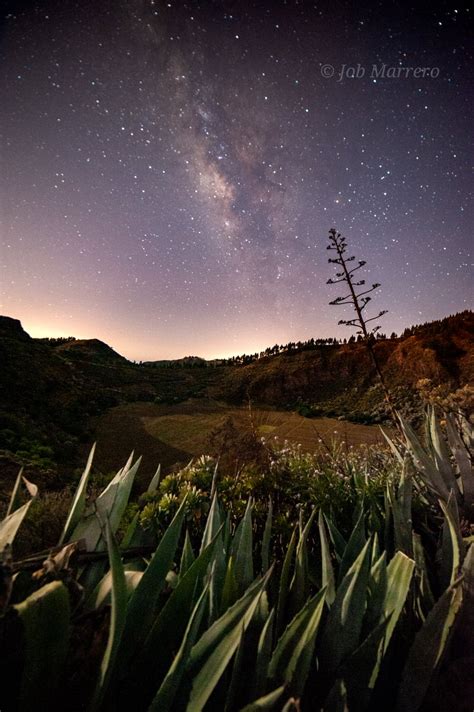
[0,317,224,470]
[214,311,474,420]
[0,311,472,471]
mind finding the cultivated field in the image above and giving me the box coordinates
[93,399,388,480]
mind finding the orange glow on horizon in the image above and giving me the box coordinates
[6,308,299,362]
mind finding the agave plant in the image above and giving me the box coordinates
[0,419,472,712]
[387,406,474,521]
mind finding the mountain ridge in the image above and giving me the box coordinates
[0,310,472,472]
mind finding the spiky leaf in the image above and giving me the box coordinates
[91,520,127,711]
[14,581,70,711]
[0,501,33,550]
[396,577,463,712]
[59,443,95,545]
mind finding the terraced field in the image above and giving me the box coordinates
[93,399,388,483]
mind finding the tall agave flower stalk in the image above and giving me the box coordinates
[326,228,399,426]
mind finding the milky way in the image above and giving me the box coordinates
[0,1,472,359]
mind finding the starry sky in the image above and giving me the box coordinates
[0,1,472,360]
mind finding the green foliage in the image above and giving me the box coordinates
[14,580,70,711]
[59,443,95,545]
[136,443,398,555]
[0,408,472,710]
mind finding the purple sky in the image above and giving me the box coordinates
[1,1,472,360]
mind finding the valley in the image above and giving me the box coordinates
[93,399,388,481]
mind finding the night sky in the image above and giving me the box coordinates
[0,1,472,360]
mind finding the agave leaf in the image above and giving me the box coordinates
[380,428,404,465]
[324,514,347,562]
[319,509,336,605]
[200,491,221,553]
[395,577,463,712]
[115,496,188,674]
[5,471,37,518]
[276,528,297,636]
[0,501,33,550]
[338,506,366,584]
[427,406,450,460]
[89,569,143,609]
[208,537,227,622]
[439,497,463,588]
[340,617,391,711]
[412,532,435,614]
[370,534,380,566]
[461,533,474,588]
[364,552,387,634]
[91,520,127,712]
[210,459,219,500]
[324,679,349,712]
[226,615,260,712]
[180,529,196,579]
[22,475,38,499]
[429,418,462,503]
[255,589,270,625]
[389,457,414,557]
[186,571,272,711]
[70,455,141,551]
[148,580,210,712]
[383,487,392,554]
[223,511,232,556]
[269,587,326,696]
[381,551,415,655]
[261,497,273,573]
[189,571,271,670]
[320,538,372,677]
[123,449,135,472]
[14,580,70,711]
[460,413,474,450]
[446,412,474,512]
[126,527,223,708]
[232,498,254,595]
[289,508,316,616]
[6,467,24,517]
[398,415,450,501]
[59,444,96,545]
[253,607,276,698]
[120,511,140,549]
[221,555,239,611]
[239,686,286,712]
[147,463,162,493]
[95,455,141,542]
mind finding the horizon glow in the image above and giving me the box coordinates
[1,2,472,360]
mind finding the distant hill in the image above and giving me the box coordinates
[143,355,208,368]
[53,338,128,364]
[216,310,474,420]
[0,311,472,472]
[0,316,222,472]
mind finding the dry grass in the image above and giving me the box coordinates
[143,404,386,450]
[93,399,387,483]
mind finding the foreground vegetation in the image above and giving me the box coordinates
[0,407,473,711]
